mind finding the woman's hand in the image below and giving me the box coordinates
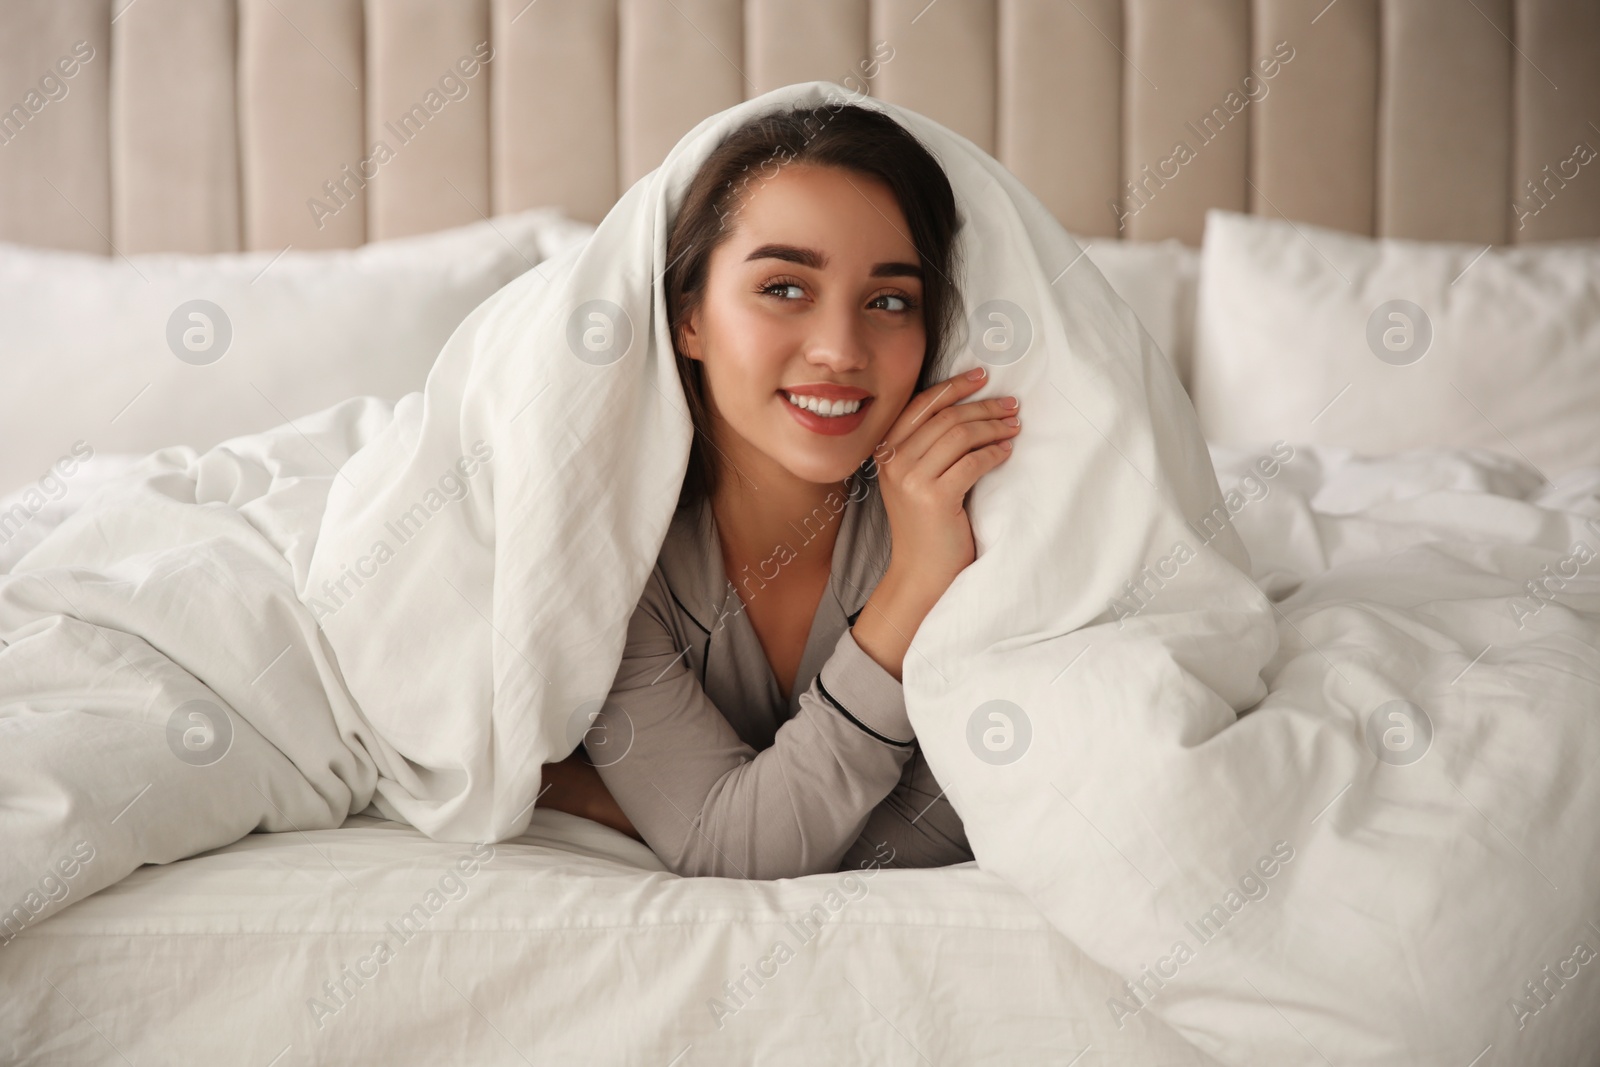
[536,748,644,842]
[875,365,1020,590]
[850,365,1020,680]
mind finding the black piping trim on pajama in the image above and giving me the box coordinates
[816,674,914,748]
[662,579,714,685]
[666,581,710,636]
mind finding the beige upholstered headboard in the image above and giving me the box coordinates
[2,0,1596,256]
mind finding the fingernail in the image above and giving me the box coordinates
[967,367,986,380]
[1000,396,1018,409]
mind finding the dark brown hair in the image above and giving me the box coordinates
[663,102,965,512]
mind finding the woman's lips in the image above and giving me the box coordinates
[779,391,873,437]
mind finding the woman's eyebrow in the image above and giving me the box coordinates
[744,243,923,280]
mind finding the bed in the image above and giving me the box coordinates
[3,3,1599,1066]
[4,811,1205,1063]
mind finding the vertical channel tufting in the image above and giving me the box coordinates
[1510,0,1600,243]
[363,0,491,241]
[0,0,111,253]
[1250,0,1376,236]
[6,1,1598,252]
[1121,0,1251,245]
[491,0,618,224]
[238,0,365,251]
[618,0,745,189]
[1377,0,1511,244]
[998,0,1122,238]
[868,0,997,157]
[747,0,872,99]
[112,0,239,253]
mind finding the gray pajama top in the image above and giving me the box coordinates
[585,476,974,879]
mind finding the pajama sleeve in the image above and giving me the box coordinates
[584,569,917,880]
[837,745,976,873]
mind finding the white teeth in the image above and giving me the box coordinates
[784,392,863,417]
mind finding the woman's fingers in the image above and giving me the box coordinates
[869,368,1021,600]
[937,435,1015,497]
[915,401,1020,480]
[880,368,988,454]
[883,378,1020,470]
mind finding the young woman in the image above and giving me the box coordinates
[536,103,1023,878]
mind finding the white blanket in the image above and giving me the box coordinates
[4,81,1599,1065]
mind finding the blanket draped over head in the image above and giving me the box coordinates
[4,81,1598,1065]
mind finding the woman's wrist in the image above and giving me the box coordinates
[849,562,946,681]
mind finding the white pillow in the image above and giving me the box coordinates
[1067,233,1199,389]
[1191,209,1600,478]
[0,209,597,494]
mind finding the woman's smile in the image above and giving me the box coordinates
[778,389,876,436]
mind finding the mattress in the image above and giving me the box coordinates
[2,810,1216,1065]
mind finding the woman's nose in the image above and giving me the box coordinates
[803,301,870,370]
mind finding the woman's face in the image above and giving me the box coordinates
[678,162,927,489]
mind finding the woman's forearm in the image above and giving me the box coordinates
[849,562,946,682]
[537,752,644,841]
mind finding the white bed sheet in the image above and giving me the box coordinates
[1,810,1214,1065]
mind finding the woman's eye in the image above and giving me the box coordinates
[873,292,920,313]
[759,280,805,301]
